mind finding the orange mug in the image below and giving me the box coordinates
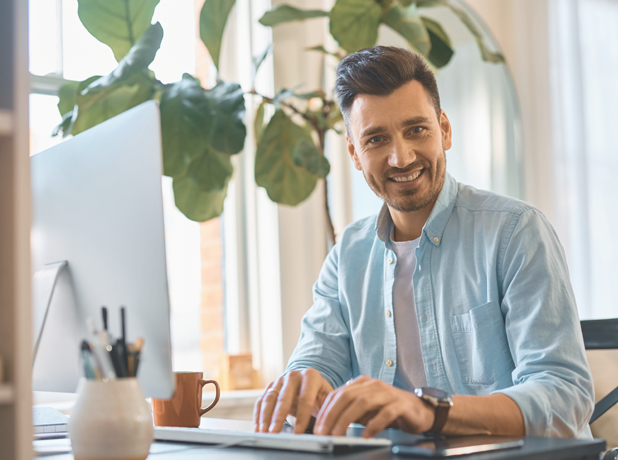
[152,372,220,427]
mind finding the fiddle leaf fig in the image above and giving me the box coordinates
[160,74,213,177]
[77,0,160,61]
[205,81,247,154]
[172,174,230,222]
[446,3,505,63]
[293,139,331,178]
[187,148,234,192]
[421,16,453,68]
[82,22,163,96]
[254,102,266,145]
[306,45,345,60]
[252,44,272,87]
[255,110,317,205]
[259,5,329,27]
[199,0,237,71]
[381,2,431,56]
[53,74,153,137]
[329,0,382,54]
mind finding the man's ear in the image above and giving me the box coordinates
[346,134,362,171]
[440,109,452,151]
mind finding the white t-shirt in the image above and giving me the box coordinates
[391,235,427,391]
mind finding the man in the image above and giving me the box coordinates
[253,46,594,439]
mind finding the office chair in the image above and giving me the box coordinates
[581,319,618,460]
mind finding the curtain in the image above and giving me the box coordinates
[548,0,618,319]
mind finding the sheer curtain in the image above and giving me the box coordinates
[548,0,618,320]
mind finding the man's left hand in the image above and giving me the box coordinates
[314,376,435,438]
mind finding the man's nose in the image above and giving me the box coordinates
[388,139,417,168]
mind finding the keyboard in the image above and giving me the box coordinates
[33,407,69,438]
[154,426,392,453]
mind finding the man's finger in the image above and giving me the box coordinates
[259,378,284,432]
[315,383,372,435]
[361,402,402,438]
[269,373,302,432]
[330,391,393,436]
[253,382,274,432]
[293,374,322,434]
[316,379,388,435]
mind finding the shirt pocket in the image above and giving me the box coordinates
[449,301,514,386]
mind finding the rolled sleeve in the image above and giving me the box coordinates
[494,208,594,437]
[285,244,353,389]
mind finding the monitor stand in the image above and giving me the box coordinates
[32,260,87,434]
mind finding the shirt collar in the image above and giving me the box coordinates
[375,172,458,247]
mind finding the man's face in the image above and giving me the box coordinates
[346,80,452,214]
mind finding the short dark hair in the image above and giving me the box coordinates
[335,46,441,133]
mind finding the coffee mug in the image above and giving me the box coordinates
[152,372,220,427]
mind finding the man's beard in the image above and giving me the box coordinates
[363,151,447,213]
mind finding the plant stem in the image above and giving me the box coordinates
[317,129,336,249]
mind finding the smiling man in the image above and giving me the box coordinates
[254,46,594,439]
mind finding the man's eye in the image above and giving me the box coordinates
[411,126,424,134]
[369,136,382,143]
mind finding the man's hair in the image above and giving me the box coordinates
[334,46,441,134]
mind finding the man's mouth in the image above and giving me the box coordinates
[389,169,424,183]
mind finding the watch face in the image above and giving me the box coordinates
[417,387,450,400]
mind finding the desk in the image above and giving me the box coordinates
[34,418,606,460]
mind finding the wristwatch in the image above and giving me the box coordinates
[414,387,453,434]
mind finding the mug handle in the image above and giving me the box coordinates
[198,379,221,416]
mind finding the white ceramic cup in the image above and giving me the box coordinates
[69,378,153,460]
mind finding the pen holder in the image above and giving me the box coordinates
[69,378,153,460]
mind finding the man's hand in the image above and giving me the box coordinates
[314,376,435,438]
[253,368,334,434]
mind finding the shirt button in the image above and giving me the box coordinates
[433,237,439,243]
[387,257,394,264]
[418,265,421,271]
[386,359,393,367]
[386,310,392,317]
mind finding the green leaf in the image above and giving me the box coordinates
[53,74,154,137]
[381,2,431,56]
[421,16,453,68]
[199,0,237,71]
[252,44,272,87]
[160,74,213,177]
[73,79,152,135]
[77,0,160,61]
[57,80,80,116]
[398,0,415,6]
[255,110,317,206]
[292,139,330,178]
[82,22,163,96]
[416,0,447,7]
[187,147,234,192]
[259,5,329,27]
[254,102,266,145]
[446,3,505,63]
[172,174,229,222]
[204,80,247,154]
[329,0,382,54]
[306,45,345,60]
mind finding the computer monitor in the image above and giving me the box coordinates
[30,101,174,398]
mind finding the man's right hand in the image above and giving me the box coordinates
[253,368,334,434]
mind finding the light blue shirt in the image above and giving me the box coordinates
[286,173,594,438]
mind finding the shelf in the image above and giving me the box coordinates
[0,384,14,404]
[0,109,14,136]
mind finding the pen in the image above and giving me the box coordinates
[101,306,108,332]
[120,307,127,374]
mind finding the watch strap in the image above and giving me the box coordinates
[429,402,450,434]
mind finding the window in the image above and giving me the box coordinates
[28,0,245,386]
